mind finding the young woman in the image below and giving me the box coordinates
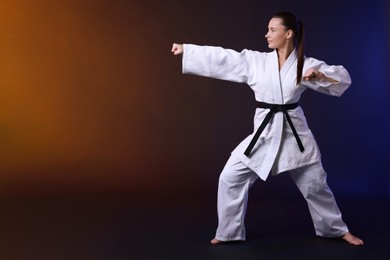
[171,12,363,246]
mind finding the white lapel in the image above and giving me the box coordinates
[270,50,283,104]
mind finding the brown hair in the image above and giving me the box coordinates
[272,12,304,85]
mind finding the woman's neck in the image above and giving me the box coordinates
[277,45,294,70]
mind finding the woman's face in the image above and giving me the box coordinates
[265,18,291,49]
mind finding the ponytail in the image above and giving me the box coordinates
[296,20,304,85]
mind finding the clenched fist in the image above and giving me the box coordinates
[171,43,183,55]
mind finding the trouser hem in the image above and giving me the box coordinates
[315,229,349,238]
[215,236,246,242]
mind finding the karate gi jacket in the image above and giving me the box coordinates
[182,44,351,181]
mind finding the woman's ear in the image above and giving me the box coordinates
[286,29,293,39]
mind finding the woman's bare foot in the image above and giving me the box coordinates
[210,238,222,245]
[210,238,245,245]
[342,232,364,245]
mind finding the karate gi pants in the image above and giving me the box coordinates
[215,155,349,241]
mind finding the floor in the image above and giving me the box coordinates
[0,191,389,260]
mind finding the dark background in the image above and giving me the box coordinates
[0,0,389,259]
[0,0,389,200]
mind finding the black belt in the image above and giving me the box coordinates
[244,101,305,156]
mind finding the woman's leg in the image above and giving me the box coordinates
[289,162,363,245]
[289,162,348,237]
[213,155,258,243]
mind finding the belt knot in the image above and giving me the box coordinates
[244,101,304,157]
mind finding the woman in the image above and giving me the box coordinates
[171,12,363,246]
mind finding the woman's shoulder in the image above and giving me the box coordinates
[248,49,274,58]
[303,56,325,66]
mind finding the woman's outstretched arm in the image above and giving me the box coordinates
[171,43,257,85]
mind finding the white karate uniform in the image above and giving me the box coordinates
[181,44,350,240]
